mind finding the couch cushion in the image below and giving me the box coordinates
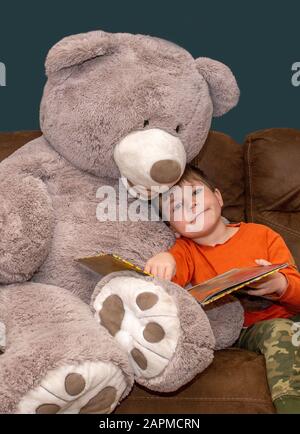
[244,128,300,268]
[115,349,275,414]
[192,131,245,223]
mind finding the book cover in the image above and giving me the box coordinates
[76,253,151,277]
[188,263,288,305]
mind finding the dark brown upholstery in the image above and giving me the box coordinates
[4,128,300,414]
[244,128,300,269]
[0,131,41,162]
[115,349,275,414]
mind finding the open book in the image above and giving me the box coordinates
[187,263,288,305]
[76,253,288,306]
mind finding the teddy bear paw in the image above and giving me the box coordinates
[16,360,127,414]
[92,275,180,382]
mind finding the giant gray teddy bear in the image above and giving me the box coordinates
[0,30,244,414]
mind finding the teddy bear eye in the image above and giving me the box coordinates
[143,120,149,128]
[175,124,181,133]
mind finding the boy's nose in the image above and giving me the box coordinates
[191,199,197,210]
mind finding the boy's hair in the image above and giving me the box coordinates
[176,164,217,192]
[157,164,217,223]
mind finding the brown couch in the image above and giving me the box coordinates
[1,128,300,414]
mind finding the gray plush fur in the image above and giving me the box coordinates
[204,296,245,350]
[0,29,242,412]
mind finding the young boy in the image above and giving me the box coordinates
[145,164,300,414]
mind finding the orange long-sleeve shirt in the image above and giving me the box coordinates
[169,222,300,327]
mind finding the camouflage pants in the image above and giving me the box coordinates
[235,314,300,403]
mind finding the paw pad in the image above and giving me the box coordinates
[136,292,158,310]
[99,295,125,337]
[143,322,165,343]
[65,373,86,396]
[36,404,60,414]
[130,348,148,370]
[79,386,116,414]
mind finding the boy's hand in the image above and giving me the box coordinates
[144,252,176,280]
[245,259,288,299]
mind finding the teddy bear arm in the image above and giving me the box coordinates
[0,174,54,284]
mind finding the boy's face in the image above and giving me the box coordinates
[161,178,224,238]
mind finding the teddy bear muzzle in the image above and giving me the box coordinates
[114,128,186,194]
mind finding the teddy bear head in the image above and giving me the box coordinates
[40,30,239,197]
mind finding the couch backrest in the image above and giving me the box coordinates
[244,128,300,268]
[192,131,245,223]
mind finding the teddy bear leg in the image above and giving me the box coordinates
[204,296,244,350]
[0,282,133,414]
[91,271,215,393]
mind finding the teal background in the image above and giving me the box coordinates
[0,0,299,142]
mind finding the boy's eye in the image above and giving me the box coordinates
[194,188,203,195]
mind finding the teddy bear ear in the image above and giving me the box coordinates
[195,57,240,117]
[45,30,115,76]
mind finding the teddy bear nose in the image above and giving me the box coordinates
[150,159,182,184]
